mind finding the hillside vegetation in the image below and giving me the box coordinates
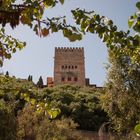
[0,75,108,140]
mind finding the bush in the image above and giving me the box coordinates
[44,85,109,131]
[0,100,17,140]
[17,103,83,140]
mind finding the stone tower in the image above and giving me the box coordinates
[54,47,85,86]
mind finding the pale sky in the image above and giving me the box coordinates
[2,0,137,86]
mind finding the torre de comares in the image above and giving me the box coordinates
[47,47,95,87]
[54,47,85,86]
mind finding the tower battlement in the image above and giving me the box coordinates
[55,47,84,52]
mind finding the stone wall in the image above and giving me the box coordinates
[54,47,85,86]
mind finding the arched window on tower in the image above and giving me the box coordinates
[61,77,65,81]
[68,77,71,81]
[74,77,78,81]
[61,65,64,69]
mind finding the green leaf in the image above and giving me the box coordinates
[30,98,36,105]
[59,0,64,5]
[67,33,82,42]
[136,2,140,10]
[76,18,81,25]
[25,96,30,102]
[45,0,54,6]
[94,14,100,22]
[128,18,134,28]
[134,124,140,135]
[111,26,117,32]
[133,22,140,33]
[51,24,58,33]
[63,29,72,37]
[80,19,89,31]
[102,34,108,42]
[48,108,61,119]
[1,28,5,34]
[0,60,3,67]
[5,53,11,59]
[133,39,139,46]
[23,42,26,46]
[12,48,16,53]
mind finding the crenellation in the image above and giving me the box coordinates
[55,47,84,53]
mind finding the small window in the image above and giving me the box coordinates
[75,66,77,69]
[72,66,74,69]
[68,77,71,81]
[61,77,65,81]
[74,77,78,81]
[61,65,64,69]
[65,65,67,69]
[68,66,71,69]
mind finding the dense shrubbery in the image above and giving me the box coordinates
[0,75,107,139]
[17,103,82,140]
[0,100,16,140]
[42,85,108,131]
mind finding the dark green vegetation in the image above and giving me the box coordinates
[0,74,139,139]
[37,76,44,88]
[0,0,140,139]
[71,1,140,137]
[0,75,107,139]
[41,85,108,131]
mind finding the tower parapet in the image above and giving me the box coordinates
[55,47,84,52]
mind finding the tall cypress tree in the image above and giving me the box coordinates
[37,76,43,88]
[5,71,9,77]
[28,75,33,82]
[30,75,33,82]
[28,75,31,81]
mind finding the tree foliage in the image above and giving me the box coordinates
[28,75,32,82]
[41,85,108,131]
[128,1,140,33]
[17,103,82,140]
[0,74,108,132]
[68,2,140,134]
[0,75,61,139]
[0,0,82,66]
[0,27,26,66]
[134,124,140,136]
[71,8,140,66]
[1,75,102,139]
[5,71,9,77]
[0,75,60,119]
[37,76,43,88]
[101,51,140,133]
[0,100,16,140]
[0,0,140,67]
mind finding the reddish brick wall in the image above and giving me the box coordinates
[47,77,53,87]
